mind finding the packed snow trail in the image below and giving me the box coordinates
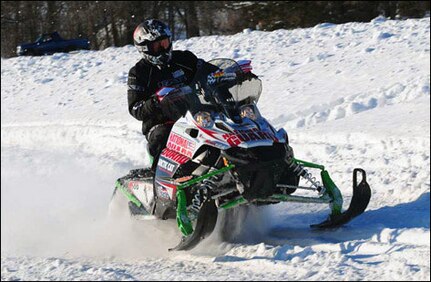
[1,16,429,280]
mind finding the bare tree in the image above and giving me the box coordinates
[185,1,200,37]
[1,1,429,58]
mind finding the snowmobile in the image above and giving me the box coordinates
[111,58,371,251]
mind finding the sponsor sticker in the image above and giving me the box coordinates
[222,128,278,146]
[155,181,176,200]
[128,181,146,191]
[157,156,178,176]
[161,148,190,164]
[166,132,195,158]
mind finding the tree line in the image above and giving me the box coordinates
[1,1,429,58]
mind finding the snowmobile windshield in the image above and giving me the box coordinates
[207,58,262,105]
[190,58,262,122]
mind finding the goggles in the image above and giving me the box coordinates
[148,38,171,55]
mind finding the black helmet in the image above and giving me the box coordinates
[133,19,172,66]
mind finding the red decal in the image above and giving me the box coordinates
[127,181,136,192]
[166,133,195,158]
[161,148,190,164]
[222,128,278,146]
[222,133,242,146]
[193,122,222,141]
[166,142,193,158]
[168,133,195,150]
[156,180,177,199]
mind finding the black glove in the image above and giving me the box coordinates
[158,86,192,121]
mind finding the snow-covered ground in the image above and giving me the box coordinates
[1,16,430,280]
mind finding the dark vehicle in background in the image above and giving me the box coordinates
[16,32,90,56]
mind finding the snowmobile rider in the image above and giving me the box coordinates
[127,19,217,174]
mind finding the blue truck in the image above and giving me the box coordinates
[16,32,90,56]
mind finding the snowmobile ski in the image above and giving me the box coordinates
[311,168,371,228]
[169,199,218,251]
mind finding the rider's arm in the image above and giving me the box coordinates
[127,66,160,121]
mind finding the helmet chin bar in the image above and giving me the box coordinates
[158,52,172,64]
[140,49,172,66]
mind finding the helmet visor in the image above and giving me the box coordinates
[148,38,171,56]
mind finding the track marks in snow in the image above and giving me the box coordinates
[1,122,149,166]
[2,119,429,208]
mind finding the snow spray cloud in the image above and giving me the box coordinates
[1,148,177,259]
[190,204,276,256]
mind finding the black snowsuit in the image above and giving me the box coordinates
[127,50,205,169]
